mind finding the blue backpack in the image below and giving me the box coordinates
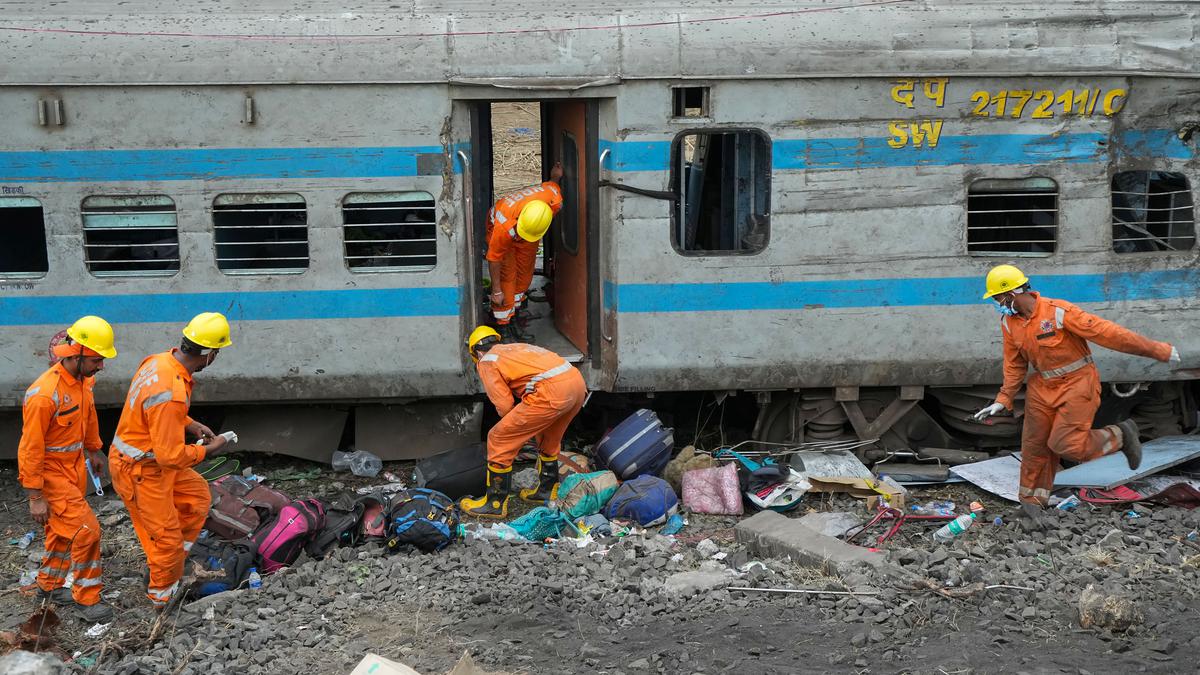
[385,488,459,553]
[604,476,679,526]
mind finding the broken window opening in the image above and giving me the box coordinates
[673,130,770,255]
[82,195,180,277]
[672,86,710,118]
[342,192,437,272]
[0,197,49,277]
[213,193,309,274]
[1112,171,1196,253]
[967,178,1058,257]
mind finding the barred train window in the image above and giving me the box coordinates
[342,192,436,272]
[0,197,48,277]
[1112,171,1196,253]
[82,195,180,276]
[673,130,770,255]
[967,178,1058,257]
[213,193,309,274]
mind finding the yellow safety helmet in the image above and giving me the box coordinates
[515,200,554,242]
[182,312,233,349]
[982,264,1030,299]
[66,315,117,359]
[466,325,501,362]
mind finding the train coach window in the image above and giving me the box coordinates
[672,130,770,255]
[213,193,309,274]
[966,178,1058,257]
[82,195,180,276]
[341,192,436,272]
[0,197,48,277]
[1112,171,1196,253]
[672,87,710,119]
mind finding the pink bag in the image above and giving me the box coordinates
[251,498,326,573]
[682,462,743,515]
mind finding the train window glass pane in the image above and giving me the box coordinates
[213,193,309,274]
[81,195,180,277]
[342,192,436,272]
[559,132,579,255]
[1112,171,1195,253]
[672,87,709,118]
[966,178,1058,257]
[673,130,770,255]
[0,197,48,277]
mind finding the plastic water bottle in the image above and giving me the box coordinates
[348,450,383,478]
[248,567,262,590]
[933,501,984,544]
[1056,495,1081,511]
[15,531,36,550]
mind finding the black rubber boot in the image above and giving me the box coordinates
[519,456,560,503]
[37,587,73,605]
[1117,419,1142,470]
[460,467,512,519]
[77,602,114,623]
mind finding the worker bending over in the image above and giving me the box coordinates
[110,313,238,608]
[974,265,1179,507]
[485,162,563,341]
[18,317,117,622]
[461,326,586,518]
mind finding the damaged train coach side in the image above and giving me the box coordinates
[0,1,1197,460]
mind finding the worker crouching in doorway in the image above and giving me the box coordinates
[461,326,587,518]
[973,265,1179,516]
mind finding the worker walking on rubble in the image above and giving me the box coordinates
[973,264,1179,508]
[109,312,238,609]
[18,316,118,622]
[461,326,587,518]
[485,162,564,342]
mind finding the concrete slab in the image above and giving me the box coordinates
[734,510,898,577]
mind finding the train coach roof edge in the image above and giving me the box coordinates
[0,1,1198,85]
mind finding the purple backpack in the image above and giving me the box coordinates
[251,498,327,573]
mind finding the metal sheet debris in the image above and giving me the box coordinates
[789,451,874,480]
[949,455,1022,502]
[1054,436,1200,489]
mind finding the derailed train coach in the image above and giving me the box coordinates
[1,0,1198,461]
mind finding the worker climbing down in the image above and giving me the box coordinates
[110,312,239,609]
[973,264,1179,510]
[461,326,587,518]
[18,316,117,622]
[485,162,564,342]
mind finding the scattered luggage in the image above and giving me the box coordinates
[305,500,366,558]
[509,506,579,541]
[595,409,674,480]
[184,534,257,598]
[252,498,327,573]
[413,444,487,499]
[604,475,679,526]
[682,462,744,515]
[355,490,392,540]
[206,475,291,540]
[557,470,620,519]
[385,488,459,553]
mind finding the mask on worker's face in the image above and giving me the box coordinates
[992,295,1017,316]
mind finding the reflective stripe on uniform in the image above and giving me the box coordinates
[508,227,518,240]
[142,390,173,411]
[514,292,526,303]
[46,442,84,453]
[74,576,102,588]
[479,354,499,363]
[113,435,156,461]
[39,565,68,578]
[71,559,102,571]
[493,209,508,224]
[147,580,179,604]
[24,386,41,405]
[1054,306,1066,329]
[493,307,515,319]
[524,362,572,394]
[1039,355,1094,379]
[1018,486,1051,499]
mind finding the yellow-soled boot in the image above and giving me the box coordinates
[460,466,512,519]
[519,454,560,503]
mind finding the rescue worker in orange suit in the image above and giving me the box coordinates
[485,162,563,342]
[18,316,117,622]
[109,312,238,609]
[461,326,587,518]
[974,265,1179,515]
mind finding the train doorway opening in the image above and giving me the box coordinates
[467,99,600,365]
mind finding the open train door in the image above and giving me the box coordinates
[542,100,600,363]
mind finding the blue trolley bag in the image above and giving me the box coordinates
[595,409,674,480]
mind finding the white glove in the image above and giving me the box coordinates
[1169,346,1181,364]
[220,431,239,444]
[973,402,1006,421]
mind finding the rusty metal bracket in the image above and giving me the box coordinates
[840,386,925,441]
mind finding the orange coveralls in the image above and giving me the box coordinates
[996,293,1173,505]
[17,363,105,606]
[485,182,563,324]
[109,350,210,607]
[477,343,586,469]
